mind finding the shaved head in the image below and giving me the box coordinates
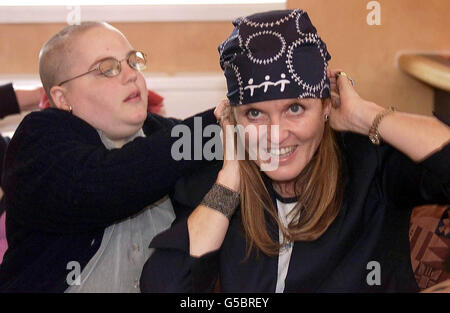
[39,21,115,105]
[37,22,148,143]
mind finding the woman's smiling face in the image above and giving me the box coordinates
[233,97,330,184]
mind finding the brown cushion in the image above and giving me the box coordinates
[410,204,450,290]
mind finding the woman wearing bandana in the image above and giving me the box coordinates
[140,9,450,292]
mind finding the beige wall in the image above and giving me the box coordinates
[0,22,233,74]
[0,0,449,114]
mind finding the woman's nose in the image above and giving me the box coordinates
[267,122,290,146]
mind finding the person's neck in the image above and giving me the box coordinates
[109,138,128,149]
[272,180,296,198]
[98,129,144,149]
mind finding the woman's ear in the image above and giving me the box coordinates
[49,86,71,112]
[322,98,332,116]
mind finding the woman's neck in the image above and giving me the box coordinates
[272,180,296,198]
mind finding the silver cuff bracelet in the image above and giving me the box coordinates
[200,183,240,220]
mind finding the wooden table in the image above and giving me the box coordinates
[399,53,450,125]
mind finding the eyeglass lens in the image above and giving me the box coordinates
[98,51,146,77]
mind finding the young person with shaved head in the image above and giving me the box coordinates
[0,22,215,292]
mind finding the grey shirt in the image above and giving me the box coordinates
[65,129,175,293]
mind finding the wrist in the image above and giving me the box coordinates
[15,89,41,111]
[352,101,384,135]
[200,183,240,220]
[217,167,240,192]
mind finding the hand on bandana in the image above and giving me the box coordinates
[214,99,240,192]
[327,68,381,134]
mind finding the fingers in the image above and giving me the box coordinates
[328,68,343,108]
[214,99,232,128]
[214,99,230,121]
[327,68,344,80]
[328,68,360,106]
[335,71,352,92]
[330,91,341,108]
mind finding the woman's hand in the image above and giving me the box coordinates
[327,68,383,135]
[214,99,240,192]
[187,99,239,257]
[327,68,450,161]
[15,86,46,112]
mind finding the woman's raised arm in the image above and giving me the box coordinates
[328,69,450,162]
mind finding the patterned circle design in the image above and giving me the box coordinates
[286,34,328,94]
[320,85,330,98]
[295,10,309,36]
[245,31,286,65]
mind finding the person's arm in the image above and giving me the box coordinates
[0,83,20,119]
[140,216,221,292]
[187,100,240,257]
[141,101,240,293]
[140,159,225,293]
[3,108,216,233]
[0,83,43,119]
[328,69,450,162]
[329,69,450,207]
[14,87,44,112]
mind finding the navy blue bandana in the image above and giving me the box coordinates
[219,9,331,106]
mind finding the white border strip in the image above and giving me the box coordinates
[0,3,286,23]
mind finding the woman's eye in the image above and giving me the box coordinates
[247,109,261,119]
[288,103,304,115]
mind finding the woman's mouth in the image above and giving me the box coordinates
[259,144,299,166]
[124,90,141,103]
[267,145,298,158]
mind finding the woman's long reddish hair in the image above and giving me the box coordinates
[231,101,343,258]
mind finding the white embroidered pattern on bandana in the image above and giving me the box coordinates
[245,30,287,65]
[244,74,291,96]
[231,63,244,104]
[241,9,301,28]
[286,33,328,94]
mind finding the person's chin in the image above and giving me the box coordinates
[129,102,148,119]
[262,156,306,182]
[264,167,301,183]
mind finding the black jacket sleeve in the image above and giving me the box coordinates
[140,218,220,293]
[0,83,20,119]
[378,140,450,209]
[140,161,223,293]
[3,108,216,233]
